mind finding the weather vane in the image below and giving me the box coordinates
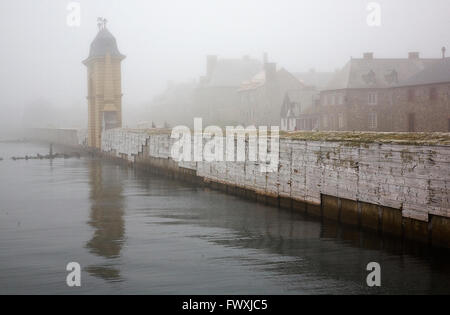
[97,17,108,30]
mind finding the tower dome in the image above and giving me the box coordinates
[87,28,124,59]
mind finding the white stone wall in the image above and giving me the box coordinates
[101,129,450,222]
[101,129,150,162]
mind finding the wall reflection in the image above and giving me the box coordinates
[133,171,450,294]
[86,159,125,282]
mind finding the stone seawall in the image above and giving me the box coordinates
[100,129,450,248]
[30,128,450,247]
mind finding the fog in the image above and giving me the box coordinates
[0,0,449,130]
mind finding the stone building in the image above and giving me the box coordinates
[280,87,319,131]
[149,80,197,127]
[238,56,305,126]
[293,69,334,91]
[279,70,333,131]
[387,57,450,132]
[294,52,447,132]
[83,19,125,148]
[193,55,262,125]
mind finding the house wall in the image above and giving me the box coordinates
[193,86,240,126]
[389,83,450,132]
[240,70,304,126]
[306,84,450,132]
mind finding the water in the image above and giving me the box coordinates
[0,142,449,294]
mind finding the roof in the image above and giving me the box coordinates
[399,58,450,87]
[205,58,262,87]
[325,57,438,90]
[153,81,196,105]
[238,68,304,92]
[238,70,266,90]
[86,28,124,59]
[293,71,334,90]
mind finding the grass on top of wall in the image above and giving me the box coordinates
[281,131,450,146]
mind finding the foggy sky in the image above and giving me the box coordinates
[1,0,449,129]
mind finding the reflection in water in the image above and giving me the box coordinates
[132,170,450,294]
[86,160,125,282]
[1,141,449,294]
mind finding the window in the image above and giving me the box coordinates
[430,87,438,101]
[338,93,344,105]
[407,89,415,102]
[368,92,378,105]
[368,112,377,129]
[338,113,344,129]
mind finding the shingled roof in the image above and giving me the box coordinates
[205,57,262,87]
[325,55,437,90]
[399,58,450,87]
[293,70,334,90]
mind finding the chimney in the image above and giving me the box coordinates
[206,55,218,80]
[408,52,420,59]
[264,62,277,82]
[442,47,446,59]
[363,52,374,60]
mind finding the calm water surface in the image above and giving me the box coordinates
[0,142,449,294]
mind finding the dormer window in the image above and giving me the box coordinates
[362,70,377,85]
